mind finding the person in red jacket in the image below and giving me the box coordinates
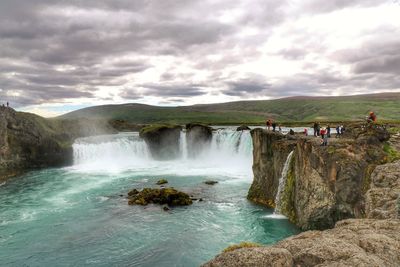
[367,111,377,123]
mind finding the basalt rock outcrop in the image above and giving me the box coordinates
[139,124,182,160]
[203,219,400,267]
[0,107,115,180]
[365,160,400,219]
[185,123,213,158]
[248,125,393,230]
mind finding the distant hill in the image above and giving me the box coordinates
[59,93,400,124]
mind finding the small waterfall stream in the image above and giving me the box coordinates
[274,151,294,215]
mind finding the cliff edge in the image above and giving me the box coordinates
[248,125,395,230]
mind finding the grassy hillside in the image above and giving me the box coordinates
[60,93,400,124]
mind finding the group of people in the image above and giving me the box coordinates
[265,119,282,132]
[1,102,10,108]
[265,111,378,147]
[309,123,345,146]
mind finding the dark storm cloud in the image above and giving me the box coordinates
[119,83,206,99]
[141,84,206,97]
[223,78,271,96]
[332,39,400,79]
[354,56,400,74]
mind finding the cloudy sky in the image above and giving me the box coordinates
[0,0,399,117]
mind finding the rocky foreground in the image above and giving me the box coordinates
[204,125,400,266]
[203,219,400,267]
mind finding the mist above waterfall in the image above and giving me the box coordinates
[71,129,253,179]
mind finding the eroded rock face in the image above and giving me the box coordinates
[139,125,182,160]
[365,160,400,219]
[248,126,390,230]
[203,219,400,267]
[247,129,298,208]
[185,123,213,158]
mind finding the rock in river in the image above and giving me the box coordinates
[128,188,193,206]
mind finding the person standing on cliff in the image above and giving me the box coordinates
[266,119,271,131]
[321,133,328,146]
[327,125,331,138]
[272,121,277,132]
[313,122,318,137]
[320,127,326,139]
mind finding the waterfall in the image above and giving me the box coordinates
[72,132,150,171]
[209,129,252,157]
[274,151,294,215]
[71,128,253,176]
[179,130,188,159]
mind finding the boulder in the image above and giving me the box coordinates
[203,219,400,267]
[204,180,218,185]
[156,179,168,185]
[127,188,193,206]
[202,247,293,267]
[139,124,182,160]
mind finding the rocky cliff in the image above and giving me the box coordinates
[248,125,394,230]
[0,107,115,180]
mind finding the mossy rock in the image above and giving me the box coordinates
[156,179,168,185]
[222,242,262,253]
[204,180,218,185]
[128,188,140,196]
[185,123,212,131]
[236,125,251,131]
[127,188,193,206]
[139,124,182,137]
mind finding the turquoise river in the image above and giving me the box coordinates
[0,129,299,267]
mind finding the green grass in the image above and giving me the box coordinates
[139,124,181,135]
[383,143,400,163]
[58,93,400,125]
[222,242,262,253]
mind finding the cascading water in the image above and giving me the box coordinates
[179,130,188,159]
[273,151,294,215]
[72,132,150,172]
